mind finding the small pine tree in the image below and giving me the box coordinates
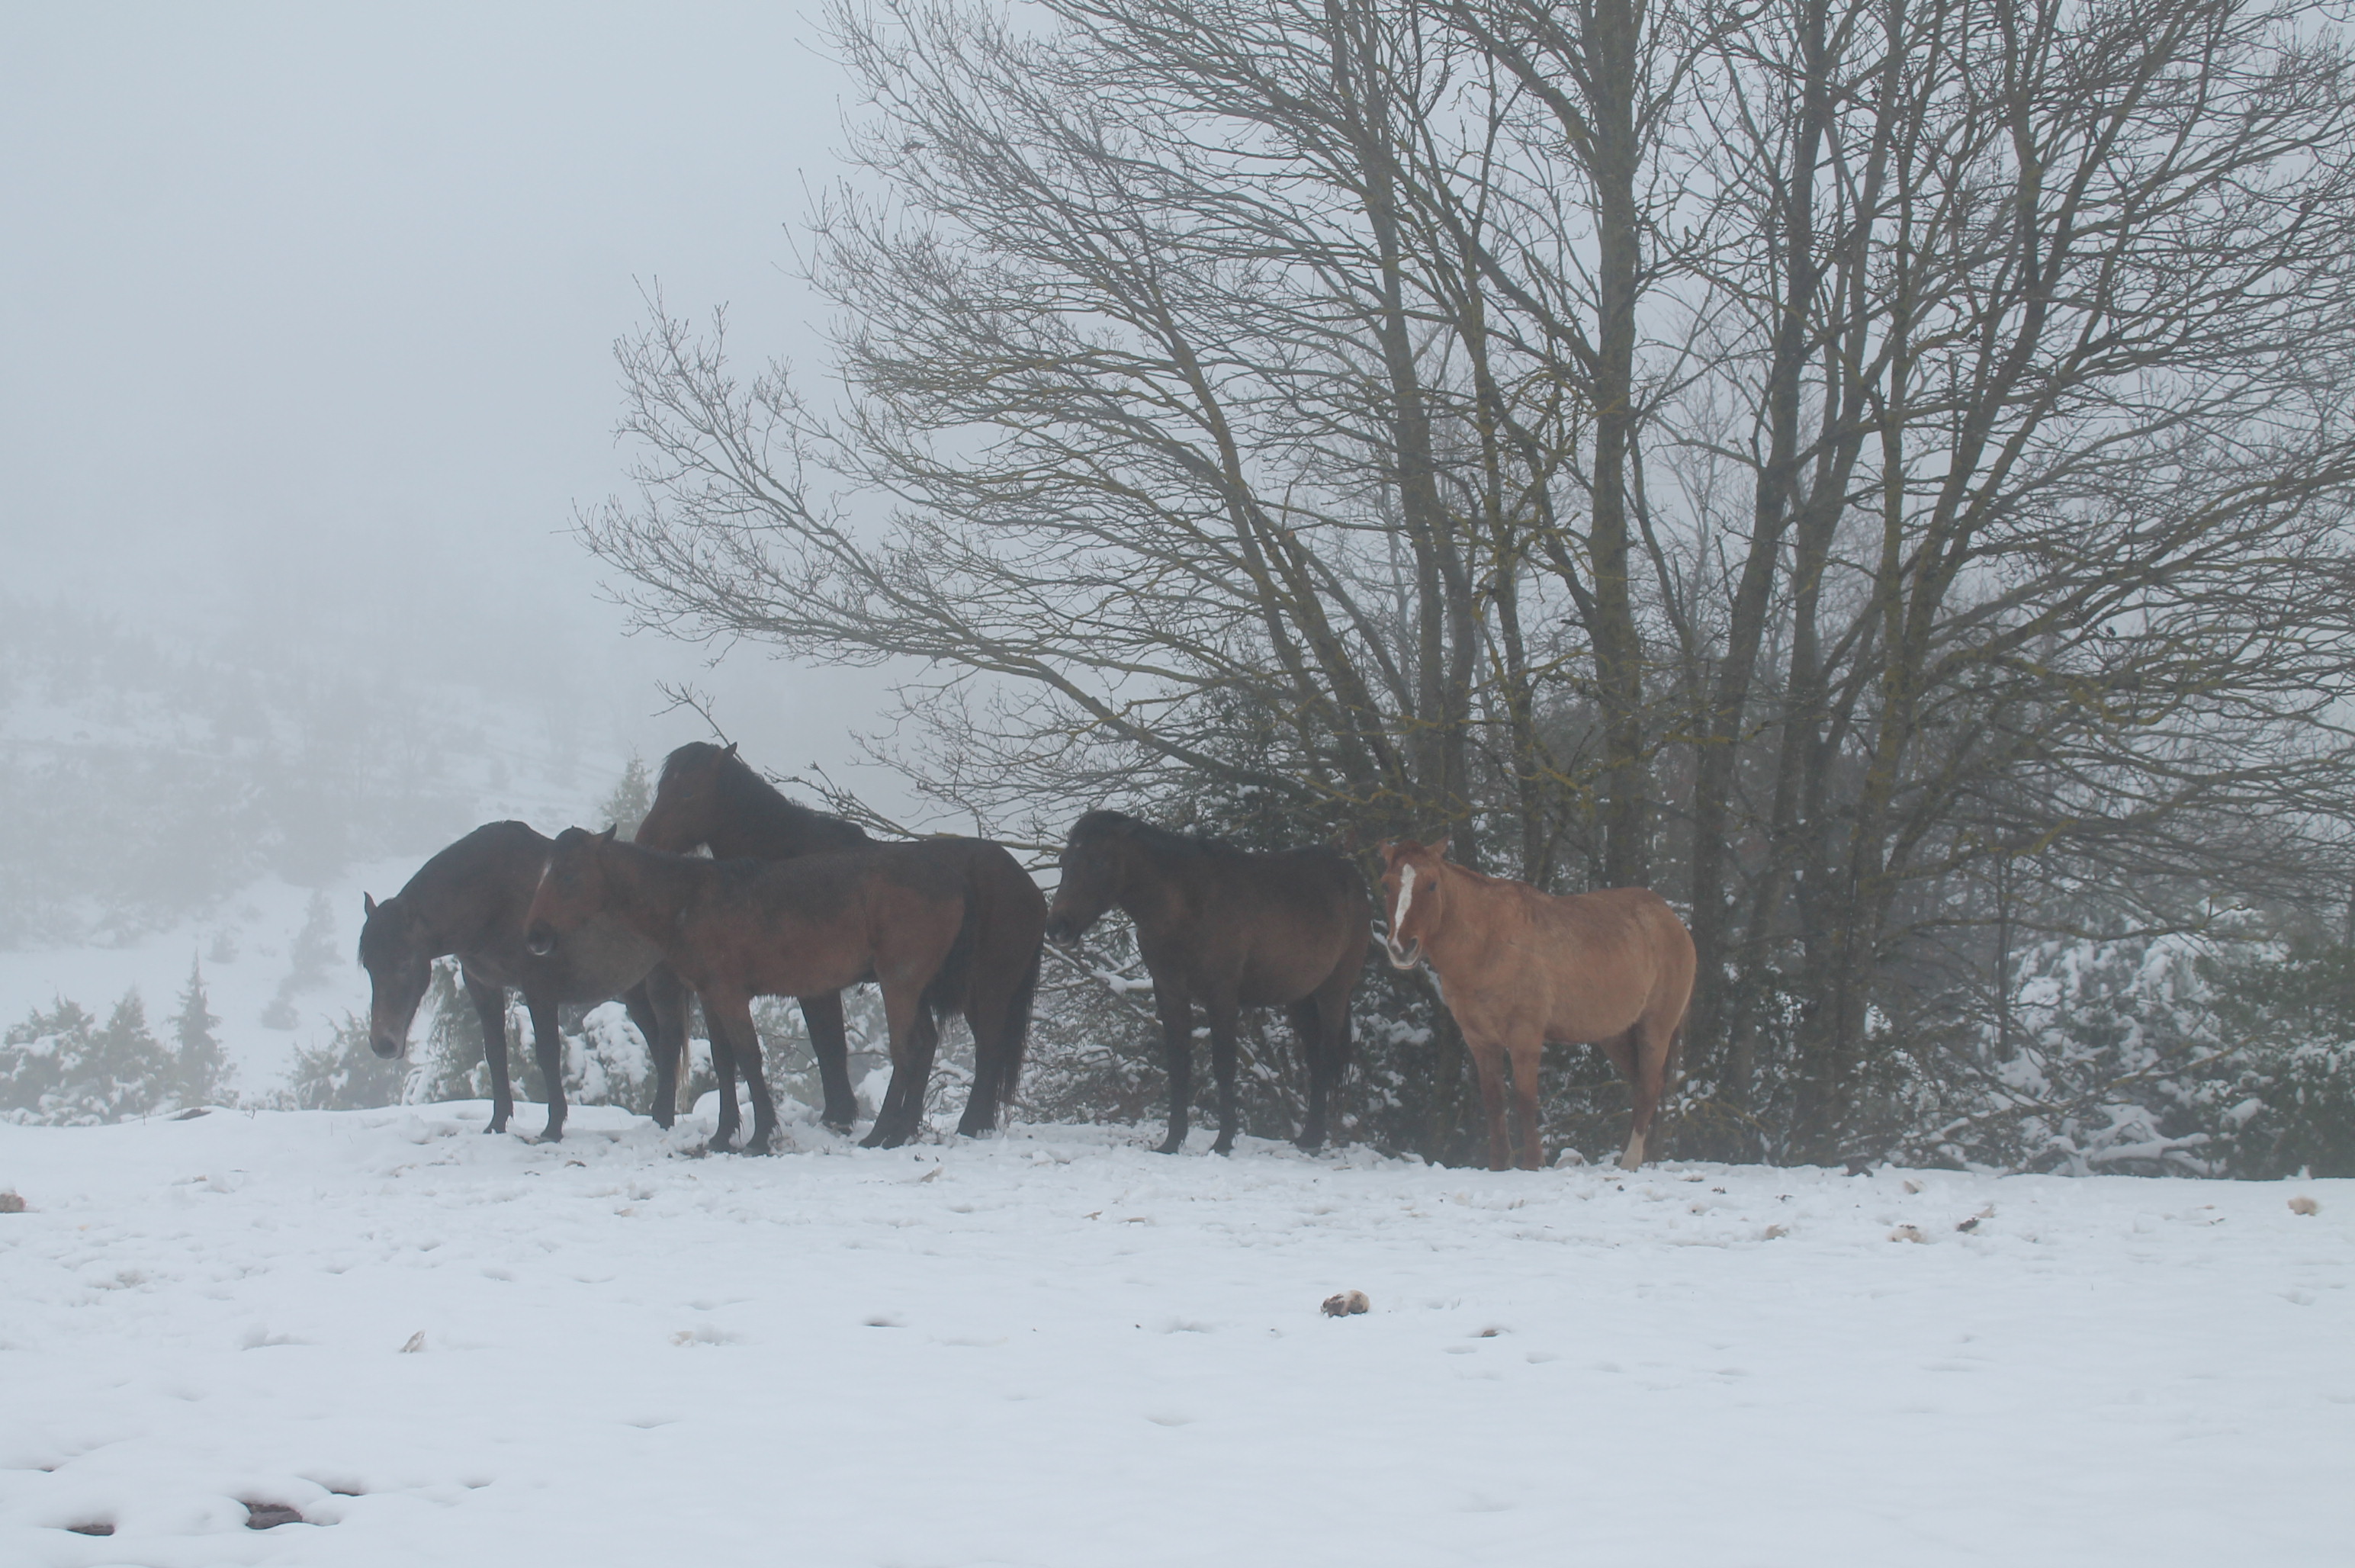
[262,889,339,1029]
[595,753,655,840]
[1,991,173,1124]
[90,990,175,1118]
[172,955,231,1107]
[1,998,98,1121]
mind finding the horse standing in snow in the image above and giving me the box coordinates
[635,741,872,1132]
[525,827,1044,1154]
[358,821,692,1142]
[1377,839,1693,1171]
[1044,812,1369,1154]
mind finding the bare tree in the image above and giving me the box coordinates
[582,0,2355,1163]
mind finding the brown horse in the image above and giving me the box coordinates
[1045,811,1369,1155]
[1377,839,1694,1171]
[358,821,691,1141]
[525,827,1043,1152]
[635,741,872,1133]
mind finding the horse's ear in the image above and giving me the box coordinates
[599,825,618,843]
[722,741,739,759]
[1431,836,1451,861]
[363,892,378,917]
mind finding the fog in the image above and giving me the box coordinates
[1,2,903,824]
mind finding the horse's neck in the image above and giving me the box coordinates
[714,772,850,858]
[1419,866,1498,973]
[408,850,521,959]
[1114,838,1184,928]
[599,843,704,942]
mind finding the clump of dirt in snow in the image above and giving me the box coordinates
[0,1190,25,1213]
[2288,1195,2321,1216]
[1322,1290,1370,1317]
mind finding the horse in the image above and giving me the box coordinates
[358,821,691,1142]
[1044,811,1369,1155]
[1377,838,1694,1171]
[525,826,1044,1153]
[635,741,872,1133]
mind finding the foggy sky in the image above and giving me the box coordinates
[2,2,911,810]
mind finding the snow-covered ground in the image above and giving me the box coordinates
[2,1107,2348,1567]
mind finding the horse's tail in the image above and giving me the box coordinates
[994,939,1043,1107]
[921,860,984,1023]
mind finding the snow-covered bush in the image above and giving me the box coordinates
[1,991,177,1125]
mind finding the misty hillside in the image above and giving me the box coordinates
[0,599,638,947]
[0,599,649,1089]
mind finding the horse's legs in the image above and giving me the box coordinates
[1152,976,1194,1155]
[705,992,778,1155]
[1294,966,1358,1152]
[707,1004,745,1152]
[1287,999,1329,1151]
[956,989,1004,1139]
[1507,1036,1544,1170]
[1621,1018,1675,1171]
[799,990,859,1133]
[1588,1027,1641,1169]
[622,975,677,1129]
[525,995,567,1142]
[861,982,937,1149]
[1465,1033,1512,1171]
[1203,991,1242,1155]
[462,966,513,1134]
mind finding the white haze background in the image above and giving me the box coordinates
[0,4,914,1082]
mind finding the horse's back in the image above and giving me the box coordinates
[1202,850,1368,1002]
[1531,884,1693,1032]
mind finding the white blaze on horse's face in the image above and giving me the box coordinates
[1383,861,1422,969]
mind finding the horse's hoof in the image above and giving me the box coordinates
[1293,1135,1325,1153]
[1154,1137,1185,1155]
[1211,1139,1235,1156]
[483,1123,504,1136]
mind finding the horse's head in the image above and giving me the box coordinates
[357,892,432,1059]
[1376,837,1451,970]
[525,827,617,957]
[635,740,738,853]
[1044,810,1131,947]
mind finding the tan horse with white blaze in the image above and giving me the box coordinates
[1379,840,1695,1171]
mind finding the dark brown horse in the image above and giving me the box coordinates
[1378,839,1694,1171]
[525,827,1043,1152]
[635,741,871,1133]
[358,821,690,1141]
[1044,811,1369,1155]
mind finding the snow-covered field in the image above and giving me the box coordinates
[2,1107,2348,1567]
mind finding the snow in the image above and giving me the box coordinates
[2,1108,2350,1566]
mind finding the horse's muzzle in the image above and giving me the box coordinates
[1043,912,1081,949]
[1383,935,1422,971]
[369,1032,404,1060]
[524,921,557,958]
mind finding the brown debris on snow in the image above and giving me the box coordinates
[0,1191,25,1213]
[2288,1195,2321,1216]
[1321,1290,1370,1317]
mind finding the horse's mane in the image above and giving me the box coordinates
[1076,810,1341,863]
[667,743,869,847]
